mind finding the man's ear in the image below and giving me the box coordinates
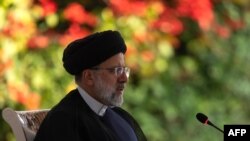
[83,70,95,86]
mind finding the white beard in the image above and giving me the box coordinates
[93,76,124,106]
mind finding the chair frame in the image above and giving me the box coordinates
[2,107,49,141]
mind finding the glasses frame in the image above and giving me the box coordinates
[90,66,130,77]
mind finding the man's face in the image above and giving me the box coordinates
[92,53,129,106]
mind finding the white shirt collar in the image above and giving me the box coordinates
[77,86,108,116]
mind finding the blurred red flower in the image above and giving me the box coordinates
[0,59,13,77]
[141,50,155,62]
[7,82,41,109]
[39,0,57,16]
[151,7,184,35]
[63,2,97,26]
[2,12,36,38]
[215,25,231,39]
[8,82,30,104]
[27,34,49,49]
[109,0,148,16]
[177,0,214,30]
[25,92,41,110]
[59,23,90,46]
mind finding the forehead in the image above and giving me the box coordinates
[99,53,125,67]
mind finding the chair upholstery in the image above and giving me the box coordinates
[2,107,49,141]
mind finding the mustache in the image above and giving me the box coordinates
[117,83,125,90]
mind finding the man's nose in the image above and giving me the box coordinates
[118,71,128,83]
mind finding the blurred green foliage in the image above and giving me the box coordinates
[1,0,250,141]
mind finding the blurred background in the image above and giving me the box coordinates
[1,0,250,140]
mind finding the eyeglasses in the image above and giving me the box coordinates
[91,67,130,77]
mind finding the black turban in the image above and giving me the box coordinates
[62,30,127,75]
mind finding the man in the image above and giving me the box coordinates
[34,30,147,141]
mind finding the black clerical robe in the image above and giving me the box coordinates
[34,89,147,141]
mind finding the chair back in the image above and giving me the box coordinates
[2,107,49,141]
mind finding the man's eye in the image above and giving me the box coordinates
[116,68,123,72]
